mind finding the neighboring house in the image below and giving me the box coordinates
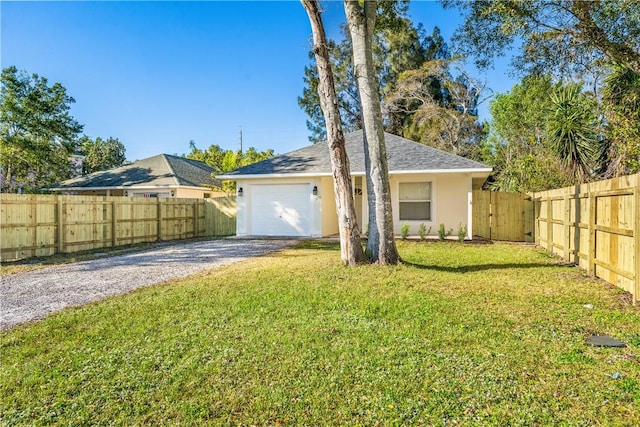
[218,131,492,238]
[50,154,225,198]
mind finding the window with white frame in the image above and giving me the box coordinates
[399,182,432,221]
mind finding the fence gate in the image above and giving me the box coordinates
[472,191,534,242]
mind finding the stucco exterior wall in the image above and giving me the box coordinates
[175,188,225,199]
[388,172,472,238]
[321,177,339,236]
[233,172,474,238]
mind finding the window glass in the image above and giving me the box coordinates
[399,182,432,220]
[399,182,431,201]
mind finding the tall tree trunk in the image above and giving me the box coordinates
[344,0,400,265]
[301,0,365,266]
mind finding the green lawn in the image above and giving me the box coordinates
[1,241,639,425]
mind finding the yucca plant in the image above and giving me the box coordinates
[546,84,601,183]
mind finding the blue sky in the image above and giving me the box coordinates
[2,1,515,162]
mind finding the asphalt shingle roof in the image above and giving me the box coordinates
[53,154,220,189]
[219,131,490,177]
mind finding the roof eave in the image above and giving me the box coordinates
[218,168,492,180]
[47,184,217,191]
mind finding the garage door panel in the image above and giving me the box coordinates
[250,184,311,236]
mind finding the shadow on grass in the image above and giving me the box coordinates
[402,260,563,274]
[296,240,341,251]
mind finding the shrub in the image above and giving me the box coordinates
[457,223,468,242]
[401,222,410,240]
[418,223,428,241]
[438,223,453,241]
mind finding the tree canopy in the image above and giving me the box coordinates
[443,0,640,78]
[80,136,127,175]
[184,141,274,193]
[1,66,83,192]
[298,6,487,163]
[298,9,448,143]
[385,58,488,160]
[443,0,640,184]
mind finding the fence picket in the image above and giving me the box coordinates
[1,194,236,262]
[532,173,639,304]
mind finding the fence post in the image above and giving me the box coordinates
[157,198,163,241]
[194,201,199,237]
[57,196,64,254]
[587,191,596,277]
[546,195,552,251]
[532,193,539,246]
[30,195,37,258]
[634,186,640,305]
[563,194,570,261]
[111,200,118,248]
[210,201,220,236]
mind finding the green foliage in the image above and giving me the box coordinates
[602,65,640,176]
[80,136,126,174]
[437,223,447,241]
[447,1,640,181]
[485,75,596,191]
[457,222,468,242]
[1,66,83,192]
[443,0,640,77]
[417,223,428,240]
[364,247,372,261]
[298,11,447,143]
[184,142,274,193]
[400,222,410,240]
[546,83,602,183]
[2,242,638,424]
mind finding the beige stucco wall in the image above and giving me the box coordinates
[233,172,474,238]
[318,173,473,237]
[359,172,472,238]
[175,188,226,199]
[388,173,471,238]
[321,177,339,236]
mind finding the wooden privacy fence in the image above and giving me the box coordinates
[532,173,639,304]
[0,194,236,262]
[472,190,534,242]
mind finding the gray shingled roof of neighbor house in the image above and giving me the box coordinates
[218,131,491,178]
[52,154,221,189]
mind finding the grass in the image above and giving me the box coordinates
[1,241,639,425]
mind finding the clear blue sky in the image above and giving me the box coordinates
[2,0,515,162]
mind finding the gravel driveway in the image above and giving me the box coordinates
[1,239,297,330]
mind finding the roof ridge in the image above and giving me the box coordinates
[161,154,177,176]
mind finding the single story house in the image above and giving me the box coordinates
[218,131,492,238]
[50,154,225,198]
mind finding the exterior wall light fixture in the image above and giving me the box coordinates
[238,187,243,196]
[312,186,318,196]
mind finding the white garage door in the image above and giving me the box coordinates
[250,184,312,236]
